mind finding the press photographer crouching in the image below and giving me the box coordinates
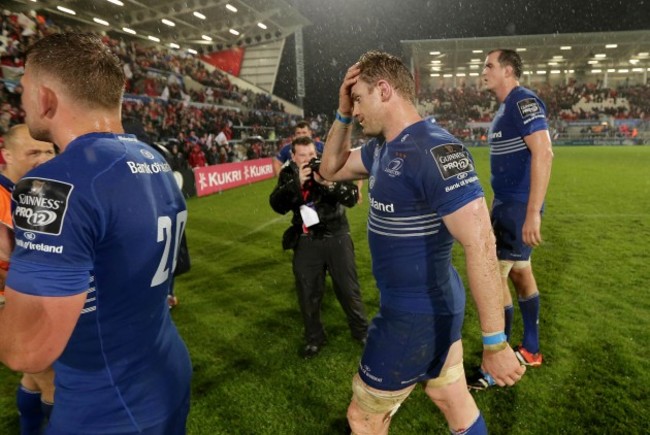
[270,136,368,358]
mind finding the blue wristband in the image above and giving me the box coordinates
[336,111,352,125]
[482,332,507,346]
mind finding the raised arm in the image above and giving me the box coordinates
[320,64,368,182]
[442,197,526,386]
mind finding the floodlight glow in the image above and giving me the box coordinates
[226,4,238,12]
[516,48,527,52]
[605,44,617,48]
[594,54,606,58]
[560,46,572,50]
[472,49,483,53]
[106,0,124,5]
[56,6,76,15]
[229,29,240,36]
[429,51,440,55]
[201,35,213,41]
[258,22,267,29]
[169,43,180,49]
[148,36,161,42]
[162,19,175,27]
[123,27,136,34]
[93,18,109,26]
[187,48,198,54]
[193,12,206,19]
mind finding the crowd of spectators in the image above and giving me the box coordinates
[418,78,650,142]
[2,8,648,163]
[0,9,335,168]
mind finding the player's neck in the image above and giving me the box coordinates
[0,168,19,184]
[383,104,422,142]
[495,80,520,103]
[52,110,124,151]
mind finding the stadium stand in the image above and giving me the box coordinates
[0,8,332,171]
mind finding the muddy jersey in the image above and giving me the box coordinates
[488,86,549,203]
[360,119,484,315]
[6,133,192,433]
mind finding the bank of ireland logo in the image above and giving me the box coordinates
[369,176,375,190]
[384,158,404,177]
[24,232,36,241]
[140,149,155,160]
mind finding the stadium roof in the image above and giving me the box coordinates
[403,30,650,80]
[8,0,311,53]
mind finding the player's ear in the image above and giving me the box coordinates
[0,148,10,165]
[38,84,58,120]
[376,80,391,102]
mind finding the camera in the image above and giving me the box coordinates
[303,157,321,178]
[307,157,321,173]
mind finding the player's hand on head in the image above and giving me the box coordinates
[481,346,526,387]
[338,63,360,116]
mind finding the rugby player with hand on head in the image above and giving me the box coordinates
[320,50,525,435]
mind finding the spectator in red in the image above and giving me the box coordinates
[187,144,207,168]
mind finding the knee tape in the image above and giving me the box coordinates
[499,260,514,278]
[424,362,465,389]
[512,259,531,270]
[351,374,412,415]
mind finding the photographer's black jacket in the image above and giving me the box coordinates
[269,161,359,241]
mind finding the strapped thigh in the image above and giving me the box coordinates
[351,373,414,415]
[424,361,465,389]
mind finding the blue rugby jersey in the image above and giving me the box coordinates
[488,86,549,203]
[7,133,192,433]
[360,119,484,315]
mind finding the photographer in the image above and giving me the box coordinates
[270,136,368,358]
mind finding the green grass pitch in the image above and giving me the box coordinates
[1,146,648,434]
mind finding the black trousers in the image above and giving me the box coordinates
[292,233,368,345]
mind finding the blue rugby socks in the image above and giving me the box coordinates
[16,386,44,435]
[519,293,540,353]
[504,304,514,342]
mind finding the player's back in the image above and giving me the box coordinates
[9,133,192,433]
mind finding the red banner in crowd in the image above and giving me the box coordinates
[200,48,245,77]
[193,158,274,197]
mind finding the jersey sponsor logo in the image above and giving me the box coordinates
[430,143,474,180]
[140,148,156,160]
[15,238,63,254]
[517,98,541,118]
[489,131,502,139]
[384,158,404,177]
[369,176,375,190]
[126,160,171,174]
[13,178,73,236]
[369,194,395,213]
